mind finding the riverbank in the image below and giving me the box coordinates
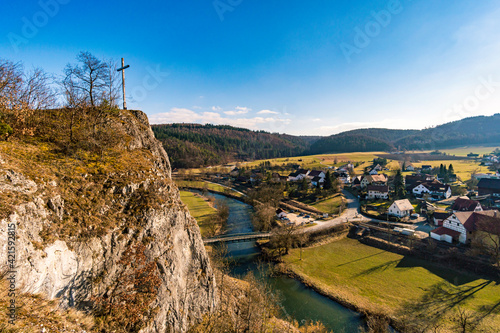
[280,236,500,332]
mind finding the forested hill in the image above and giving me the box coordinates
[151,123,310,168]
[307,113,500,154]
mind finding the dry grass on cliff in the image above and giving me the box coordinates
[0,276,94,332]
[0,108,178,245]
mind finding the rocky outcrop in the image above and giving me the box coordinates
[0,110,217,332]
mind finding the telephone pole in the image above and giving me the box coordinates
[117,58,130,110]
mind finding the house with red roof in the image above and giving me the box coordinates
[431,210,500,244]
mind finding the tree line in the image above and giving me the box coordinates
[151,123,311,168]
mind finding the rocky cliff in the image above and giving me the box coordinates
[0,109,217,332]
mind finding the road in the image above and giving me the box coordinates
[301,190,370,233]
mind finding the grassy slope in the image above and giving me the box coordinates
[179,191,217,237]
[0,278,94,332]
[309,194,344,215]
[283,238,500,332]
[175,180,243,197]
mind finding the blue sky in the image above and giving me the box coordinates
[2,0,500,135]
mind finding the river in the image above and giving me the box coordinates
[199,190,363,332]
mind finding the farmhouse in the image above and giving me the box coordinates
[451,198,483,213]
[405,164,415,171]
[334,172,351,184]
[360,174,388,188]
[307,170,326,180]
[431,210,500,244]
[405,174,436,190]
[287,172,300,182]
[412,181,451,200]
[367,185,389,200]
[388,199,414,218]
[311,176,325,187]
[478,178,500,198]
[352,176,363,188]
[288,169,310,182]
[421,165,432,171]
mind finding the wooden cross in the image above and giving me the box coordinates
[117,58,130,110]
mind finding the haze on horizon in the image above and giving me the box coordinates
[2,0,500,136]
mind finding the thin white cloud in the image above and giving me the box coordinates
[257,110,279,115]
[211,106,223,112]
[236,106,251,112]
[224,110,248,116]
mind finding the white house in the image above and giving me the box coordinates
[296,169,310,181]
[369,169,379,175]
[307,170,326,181]
[412,182,451,199]
[405,164,415,171]
[431,210,500,244]
[336,172,351,184]
[288,169,310,182]
[367,185,389,200]
[388,199,414,218]
[311,176,325,187]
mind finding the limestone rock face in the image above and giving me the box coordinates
[0,110,216,332]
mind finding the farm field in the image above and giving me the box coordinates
[179,190,217,237]
[423,145,500,157]
[243,152,383,170]
[410,160,491,181]
[283,237,500,332]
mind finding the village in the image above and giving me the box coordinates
[182,150,500,251]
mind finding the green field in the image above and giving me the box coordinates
[411,160,491,182]
[309,193,344,215]
[425,146,500,157]
[179,191,217,237]
[175,180,243,197]
[283,238,500,332]
[243,152,383,170]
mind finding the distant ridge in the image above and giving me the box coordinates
[151,123,313,168]
[151,114,500,167]
[307,114,500,154]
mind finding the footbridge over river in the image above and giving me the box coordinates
[203,232,271,245]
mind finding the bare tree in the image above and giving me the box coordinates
[19,67,57,110]
[63,51,109,107]
[252,204,276,232]
[104,58,120,107]
[0,59,57,135]
[474,212,500,267]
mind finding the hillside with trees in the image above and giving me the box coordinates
[307,114,500,154]
[151,123,311,168]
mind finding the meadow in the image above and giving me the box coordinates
[179,190,217,237]
[283,238,500,332]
